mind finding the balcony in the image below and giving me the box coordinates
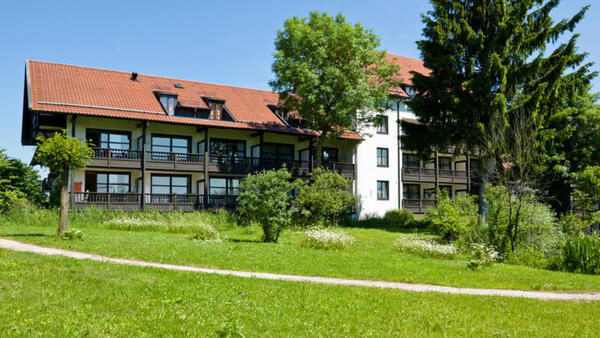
[402,199,437,214]
[71,192,238,211]
[87,148,355,178]
[402,167,469,184]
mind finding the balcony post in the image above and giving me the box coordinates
[434,148,439,190]
[203,152,209,209]
[466,152,471,194]
[141,121,147,210]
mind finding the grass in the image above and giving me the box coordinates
[2,249,600,336]
[2,207,600,291]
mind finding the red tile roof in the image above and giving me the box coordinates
[26,56,427,140]
[385,54,429,96]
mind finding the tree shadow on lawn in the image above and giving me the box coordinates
[226,238,262,244]
[2,233,54,238]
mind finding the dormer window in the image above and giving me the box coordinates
[403,85,416,98]
[159,94,177,116]
[208,100,225,120]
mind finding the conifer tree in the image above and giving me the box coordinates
[402,0,596,221]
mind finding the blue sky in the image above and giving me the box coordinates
[1,0,598,165]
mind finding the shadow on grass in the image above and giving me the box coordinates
[226,238,262,244]
[3,233,54,238]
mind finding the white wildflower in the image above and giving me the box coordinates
[394,235,458,258]
[302,228,355,250]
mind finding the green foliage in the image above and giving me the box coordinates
[543,89,600,213]
[34,132,94,175]
[485,185,560,258]
[382,209,415,228]
[425,191,478,242]
[270,11,399,164]
[467,244,500,271]
[60,229,83,240]
[573,166,600,218]
[0,190,27,213]
[294,168,357,225]
[0,148,45,208]
[394,234,458,260]
[560,234,600,275]
[186,224,220,241]
[557,213,588,237]
[238,168,294,242]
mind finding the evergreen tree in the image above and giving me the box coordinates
[402,0,596,221]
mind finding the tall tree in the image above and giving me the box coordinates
[34,132,93,234]
[402,0,596,222]
[0,148,45,207]
[270,11,399,166]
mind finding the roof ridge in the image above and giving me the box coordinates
[27,59,279,96]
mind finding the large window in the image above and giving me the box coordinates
[151,135,190,153]
[439,157,452,170]
[159,94,177,116]
[322,148,338,163]
[262,143,294,161]
[210,139,245,163]
[377,181,389,200]
[85,172,130,193]
[377,148,389,167]
[209,177,240,196]
[376,115,388,134]
[86,130,131,150]
[403,184,420,200]
[151,175,190,194]
[402,154,420,168]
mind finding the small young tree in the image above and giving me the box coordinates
[237,168,294,242]
[270,11,399,166]
[294,168,357,225]
[34,132,93,234]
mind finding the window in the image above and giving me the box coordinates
[399,100,413,112]
[402,154,420,168]
[209,177,240,196]
[85,172,130,193]
[377,181,389,200]
[210,139,245,158]
[403,184,420,200]
[424,186,451,200]
[159,94,178,116]
[151,135,191,160]
[86,130,131,150]
[439,157,452,170]
[403,85,416,98]
[151,175,190,194]
[262,143,294,161]
[377,148,389,167]
[376,115,388,134]
[322,148,338,163]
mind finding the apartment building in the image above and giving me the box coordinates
[21,56,476,217]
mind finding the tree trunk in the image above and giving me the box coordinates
[58,169,70,235]
[477,158,495,226]
[314,137,324,168]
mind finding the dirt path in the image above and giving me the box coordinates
[1,237,599,301]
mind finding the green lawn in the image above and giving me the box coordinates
[2,222,600,291]
[1,249,600,336]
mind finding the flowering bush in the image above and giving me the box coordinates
[467,243,500,270]
[302,228,355,250]
[394,234,458,259]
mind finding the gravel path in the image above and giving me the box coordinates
[2,237,599,301]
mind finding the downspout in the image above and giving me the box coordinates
[397,101,401,209]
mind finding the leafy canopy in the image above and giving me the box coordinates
[270,11,399,162]
[34,132,93,175]
[0,148,44,208]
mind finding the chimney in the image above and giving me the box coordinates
[130,72,138,81]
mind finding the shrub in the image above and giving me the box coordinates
[238,168,294,242]
[560,234,600,275]
[0,190,27,213]
[425,191,478,242]
[394,234,458,259]
[302,228,355,250]
[186,223,220,241]
[486,185,560,257]
[294,168,357,225]
[467,243,500,271]
[383,209,415,228]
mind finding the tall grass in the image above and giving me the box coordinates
[0,205,238,234]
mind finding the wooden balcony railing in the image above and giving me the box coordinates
[88,148,355,178]
[71,192,239,211]
[402,199,437,214]
[402,167,469,184]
